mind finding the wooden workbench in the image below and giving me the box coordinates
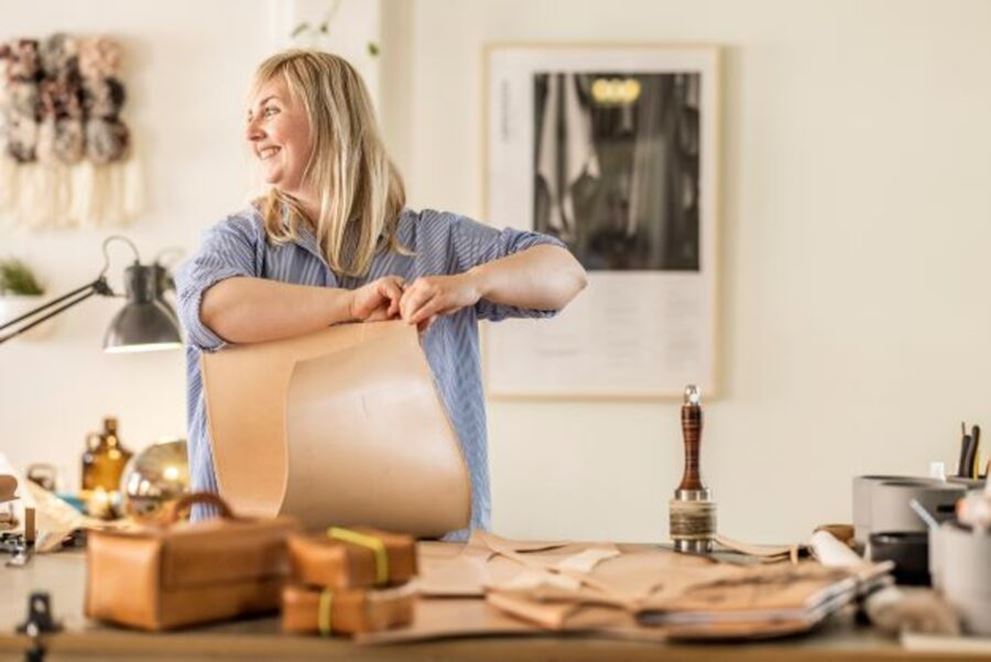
[0,548,982,661]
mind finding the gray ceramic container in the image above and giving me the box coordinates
[853,475,919,545]
[853,475,945,547]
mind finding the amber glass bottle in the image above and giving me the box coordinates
[81,417,133,492]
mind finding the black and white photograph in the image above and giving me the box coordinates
[486,45,719,398]
[533,71,701,272]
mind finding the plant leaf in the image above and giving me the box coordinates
[0,259,44,296]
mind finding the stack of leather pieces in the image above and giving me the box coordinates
[282,526,417,636]
[357,531,892,645]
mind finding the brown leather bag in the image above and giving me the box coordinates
[84,493,299,631]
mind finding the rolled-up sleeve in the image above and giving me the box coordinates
[447,214,568,322]
[175,217,259,351]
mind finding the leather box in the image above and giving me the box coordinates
[281,582,416,635]
[84,493,299,631]
[289,527,417,590]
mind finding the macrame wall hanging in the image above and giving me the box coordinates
[0,34,141,230]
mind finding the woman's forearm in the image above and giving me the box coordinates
[468,245,587,311]
[200,276,354,343]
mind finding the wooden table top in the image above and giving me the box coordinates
[0,548,983,661]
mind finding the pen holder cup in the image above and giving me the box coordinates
[930,522,991,635]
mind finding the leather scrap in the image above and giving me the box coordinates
[368,534,893,644]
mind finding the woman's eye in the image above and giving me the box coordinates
[264,107,279,117]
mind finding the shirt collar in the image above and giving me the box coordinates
[266,204,337,283]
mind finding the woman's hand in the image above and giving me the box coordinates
[349,276,405,322]
[400,273,481,331]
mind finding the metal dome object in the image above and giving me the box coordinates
[120,438,189,519]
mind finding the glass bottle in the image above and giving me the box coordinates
[81,417,133,493]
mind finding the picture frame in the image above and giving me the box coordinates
[483,44,720,399]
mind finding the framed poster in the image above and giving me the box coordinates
[484,44,720,399]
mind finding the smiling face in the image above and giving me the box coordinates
[245,75,312,197]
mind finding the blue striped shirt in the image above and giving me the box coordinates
[174,206,564,537]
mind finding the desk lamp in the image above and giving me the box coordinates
[0,236,182,351]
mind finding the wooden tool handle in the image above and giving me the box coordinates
[678,394,705,491]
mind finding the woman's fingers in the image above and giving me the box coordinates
[400,276,474,325]
[353,276,405,322]
[366,306,391,322]
[408,294,447,325]
[380,277,404,318]
[399,283,432,323]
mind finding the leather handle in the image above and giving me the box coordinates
[163,492,234,524]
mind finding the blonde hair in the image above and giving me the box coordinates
[252,50,407,277]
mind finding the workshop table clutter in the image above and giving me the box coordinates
[74,490,892,644]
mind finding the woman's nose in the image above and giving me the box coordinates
[245,118,264,143]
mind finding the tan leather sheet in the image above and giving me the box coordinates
[200,321,470,537]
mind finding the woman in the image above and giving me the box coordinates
[175,50,587,536]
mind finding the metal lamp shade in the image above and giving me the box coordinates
[103,263,182,354]
[103,301,182,353]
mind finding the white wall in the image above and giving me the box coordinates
[391,0,991,543]
[4,0,991,547]
[1,1,271,487]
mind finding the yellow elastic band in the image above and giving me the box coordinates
[318,589,333,636]
[327,526,388,585]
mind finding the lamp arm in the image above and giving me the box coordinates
[0,277,113,345]
[99,235,141,278]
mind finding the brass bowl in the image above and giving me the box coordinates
[120,438,189,519]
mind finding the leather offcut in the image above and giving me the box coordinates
[200,320,471,537]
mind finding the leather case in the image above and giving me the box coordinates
[281,583,416,635]
[289,527,417,590]
[200,320,470,537]
[84,493,299,631]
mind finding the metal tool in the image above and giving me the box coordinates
[909,498,939,530]
[17,592,62,662]
[669,385,716,553]
[1,507,36,568]
[5,538,33,568]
